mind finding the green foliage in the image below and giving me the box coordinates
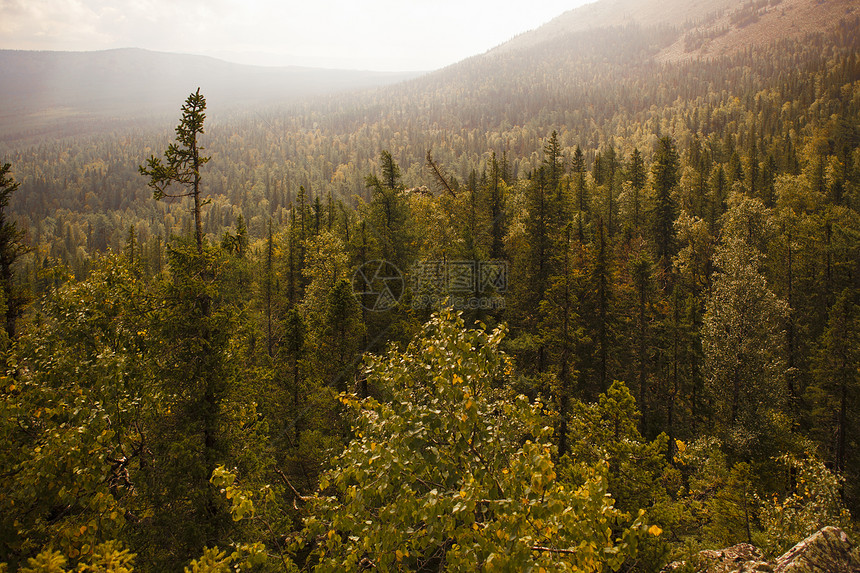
[807,288,860,502]
[182,542,274,573]
[758,454,853,556]
[302,310,650,572]
[673,437,759,550]
[703,236,789,456]
[139,88,210,252]
[1,12,860,570]
[651,136,680,275]
[0,253,151,567]
[183,548,231,573]
[5,542,135,573]
[77,541,136,573]
[564,382,676,569]
[364,151,414,268]
[138,89,210,202]
[0,161,30,338]
[17,551,67,573]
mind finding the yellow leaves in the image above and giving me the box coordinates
[648,525,663,536]
[395,549,409,562]
[460,490,467,498]
[452,374,463,385]
[674,439,687,465]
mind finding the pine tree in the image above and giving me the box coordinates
[628,148,646,231]
[630,249,653,431]
[651,136,680,283]
[365,150,412,268]
[703,238,789,456]
[811,289,859,483]
[0,162,30,338]
[572,146,589,243]
[139,88,210,254]
[543,130,564,192]
[487,152,506,260]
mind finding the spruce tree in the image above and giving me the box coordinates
[0,162,30,338]
[651,136,680,282]
[139,88,210,254]
[628,148,646,231]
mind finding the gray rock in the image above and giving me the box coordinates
[662,543,772,573]
[774,526,860,573]
[661,527,859,573]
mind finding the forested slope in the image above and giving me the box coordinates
[0,1,858,571]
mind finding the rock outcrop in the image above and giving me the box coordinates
[774,527,860,573]
[661,526,860,573]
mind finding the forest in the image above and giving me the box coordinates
[0,8,858,573]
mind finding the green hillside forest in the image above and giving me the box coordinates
[0,5,858,572]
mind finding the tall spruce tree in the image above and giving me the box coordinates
[139,88,210,254]
[0,162,29,338]
[628,148,646,231]
[651,136,680,283]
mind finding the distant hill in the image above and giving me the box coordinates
[0,48,419,142]
[2,0,856,145]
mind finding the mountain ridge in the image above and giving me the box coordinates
[1,0,855,145]
[0,47,420,142]
[489,0,856,62]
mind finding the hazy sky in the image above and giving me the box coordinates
[0,0,596,71]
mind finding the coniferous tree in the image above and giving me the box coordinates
[543,130,564,192]
[630,249,653,431]
[572,146,589,243]
[487,152,506,260]
[703,238,789,457]
[365,150,412,269]
[139,88,210,254]
[628,148,646,231]
[651,136,680,283]
[0,162,30,338]
[810,289,859,501]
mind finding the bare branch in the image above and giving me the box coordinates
[275,468,308,503]
[426,150,457,198]
[531,546,578,554]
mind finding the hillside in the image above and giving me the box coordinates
[658,0,860,62]
[493,0,857,62]
[2,1,852,145]
[0,0,858,570]
[0,48,418,142]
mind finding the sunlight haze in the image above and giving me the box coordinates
[0,0,597,70]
